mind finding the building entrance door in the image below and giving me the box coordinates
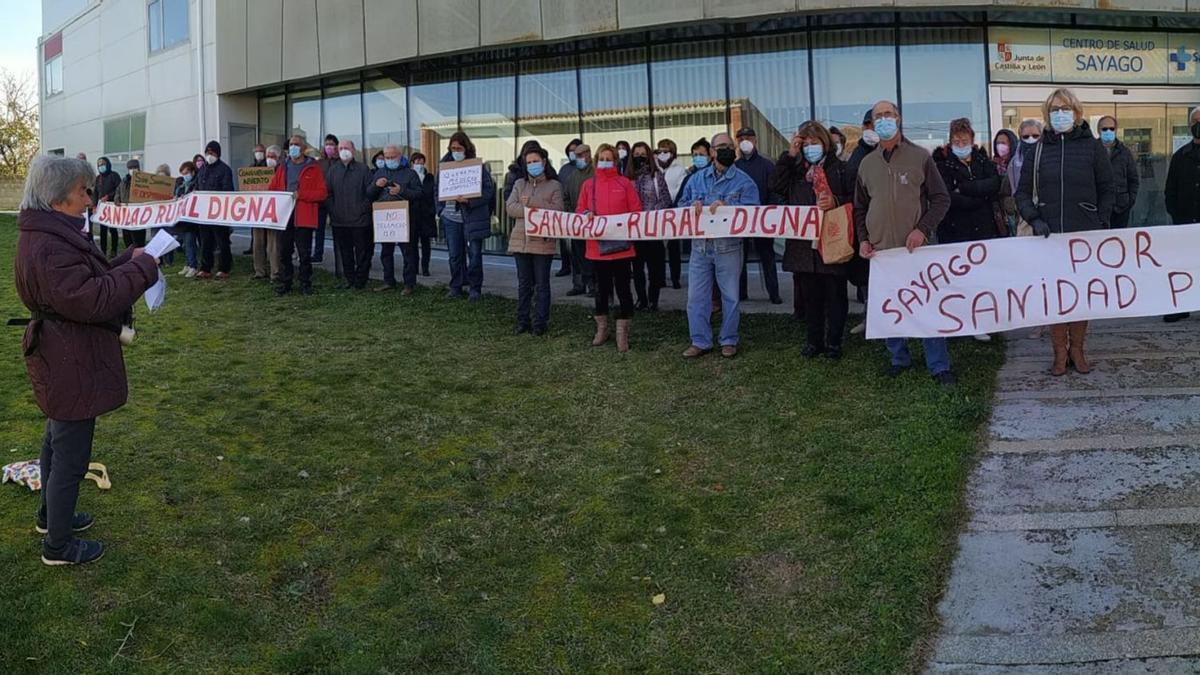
[990,85,1196,228]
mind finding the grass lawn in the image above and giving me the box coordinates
[0,216,1001,673]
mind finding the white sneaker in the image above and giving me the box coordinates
[177,266,190,277]
[184,267,197,278]
[973,333,992,342]
[850,322,866,335]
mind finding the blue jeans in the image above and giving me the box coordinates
[686,239,743,349]
[886,338,951,375]
[182,230,199,268]
[444,219,466,293]
[380,242,418,288]
[514,253,552,330]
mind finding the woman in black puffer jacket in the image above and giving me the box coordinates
[1015,87,1115,377]
[934,117,1002,245]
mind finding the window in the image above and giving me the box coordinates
[363,74,408,158]
[461,63,516,169]
[812,29,897,139]
[323,81,363,157]
[900,28,988,152]
[409,71,458,168]
[729,33,811,162]
[104,114,147,155]
[287,87,322,147]
[518,56,580,169]
[149,0,189,53]
[258,92,287,152]
[651,41,726,150]
[579,48,649,151]
[43,33,63,98]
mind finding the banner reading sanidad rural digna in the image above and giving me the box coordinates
[867,224,1200,339]
[93,191,296,231]
[524,205,822,241]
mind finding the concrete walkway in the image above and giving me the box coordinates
[929,318,1200,672]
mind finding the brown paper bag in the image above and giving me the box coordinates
[818,203,855,265]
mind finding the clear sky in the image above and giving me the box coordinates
[0,4,42,79]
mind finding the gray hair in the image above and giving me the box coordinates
[383,143,401,154]
[1018,118,1044,134]
[266,144,282,156]
[20,155,95,211]
[156,163,172,176]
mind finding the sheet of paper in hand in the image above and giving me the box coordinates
[145,269,166,313]
[373,201,410,243]
[238,167,275,191]
[438,158,484,201]
[144,229,181,259]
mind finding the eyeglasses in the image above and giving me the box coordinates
[1099,127,1116,132]
[1021,134,1040,140]
[1050,105,1073,113]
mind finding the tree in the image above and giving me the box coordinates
[0,69,39,178]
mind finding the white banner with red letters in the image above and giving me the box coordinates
[523,205,822,240]
[92,191,295,231]
[867,224,1200,339]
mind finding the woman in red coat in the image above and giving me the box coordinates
[576,143,643,352]
[14,156,159,566]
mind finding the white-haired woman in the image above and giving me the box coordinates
[1016,87,1114,376]
[13,155,158,565]
[251,144,283,281]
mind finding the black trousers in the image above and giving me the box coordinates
[797,272,849,350]
[739,238,780,300]
[594,259,634,319]
[334,226,374,288]
[557,239,572,273]
[570,240,594,292]
[632,241,666,306]
[121,229,147,249]
[99,226,120,257]
[38,417,96,551]
[277,222,314,291]
[199,225,232,273]
[666,240,683,286]
[416,234,432,273]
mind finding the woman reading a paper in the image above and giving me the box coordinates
[13,156,158,566]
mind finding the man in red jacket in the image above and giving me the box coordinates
[269,134,328,296]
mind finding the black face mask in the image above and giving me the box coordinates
[715,147,736,167]
[1192,122,1200,140]
[632,156,648,171]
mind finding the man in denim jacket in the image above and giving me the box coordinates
[679,131,760,359]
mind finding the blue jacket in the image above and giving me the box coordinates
[735,152,776,206]
[678,163,760,207]
[437,152,496,240]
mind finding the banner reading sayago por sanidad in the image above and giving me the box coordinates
[93,191,296,231]
[866,224,1200,339]
[523,205,822,241]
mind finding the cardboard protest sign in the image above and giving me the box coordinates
[866,224,1200,339]
[437,158,483,201]
[373,201,410,243]
[523,205,822,241]
[128,172,177,203]
[238,167,275,191]
[93,191,296,231]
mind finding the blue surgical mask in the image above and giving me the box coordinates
[1050,110,1075,133]
[692,155,710,169]
[527,162,544,177]
[98,165,108,174]
[596,160,615,170]
[874,117,898,141]
[375,159,386,170]
[414,164,426,175]
[575,158,588,169]
[1100,129,1116,144]
[288,145,301,159]
[568,151,577,162]
[451,151,466,162]
[385,158,401,170]
[182,173,193,183]
[802,144,824,164]
[951,144,972,160]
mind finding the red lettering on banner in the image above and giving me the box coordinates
[800,207,820,239]
[948,255,968,276]
[156,204,169,222]
[1056,279,1079,315]
[678,208,694,237]
[187,195,200,218]
[262,198,278,224]
[759,206,779,235]
[1069,238,1092,273]
[593,217,608,238]
[1096,237,1126,269]
[643,211,658,238]
[581,216,595,239]
[967,243,988,266]
[572,214,588,238]
[882,297,903,325]
[248,196,264,222]
[938,294,965,333]
[230,196,247,222]
[1086,278,1110,309]
[1136,231,1161,269]
[730,208,748,236]
[1169,271,1194,308]
[1006,285,1032,320]
[971,292,999,330]
[662,209,677,238]
[898,287,922,314]
[694,210,707,237]
[927,263,950,292]
[138,207,152,226]
[1116,274,1136,309]
[627,212,642,239]
[780,206,799,237]
[207,196,222,220]
[909,272,931,303]
[1041,279,1051,316]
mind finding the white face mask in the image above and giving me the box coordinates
[739,139,754,154]
[617,148,628,160]
[861,129,880,146]
[656,152,672,166]
[266,157,278,168]
[338,149,353,162]
[205,153,218,165]
[835,143,844,156]
[254,151,265,161]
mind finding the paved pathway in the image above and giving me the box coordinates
[930,318,1200,672]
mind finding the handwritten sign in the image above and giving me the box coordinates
[523,205,822,241]
[238,167,275,191]
[866,224,1200,339]
[93,191,296,231]
[129,172,177,203]
[438,158,483,201]
[373,201,410,243]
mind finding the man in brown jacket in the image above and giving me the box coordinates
[854,99,956,386]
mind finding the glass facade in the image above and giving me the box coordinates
[256,18,1003,252]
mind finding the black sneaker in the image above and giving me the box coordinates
[532,326,547,337]
[824,346,843,360]
[300,286,314,296]
[566,287,585,297]
[769,296,784,305]
[515,325,530,335]
[42,538,105,566]
[933,371,958,387]
[36,512,94,535]
[886,365,909,378]
[801,344,824,358]
[554,267,572,277]
[275,286,291,296]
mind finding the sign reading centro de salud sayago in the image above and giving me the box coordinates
[989,27,1200,84]
[866,224,1200,340]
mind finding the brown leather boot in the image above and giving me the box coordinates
[1068,321,1091,374]
[591,315,609,347]
[1050,324,1069,376]
[616,319,631,353]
